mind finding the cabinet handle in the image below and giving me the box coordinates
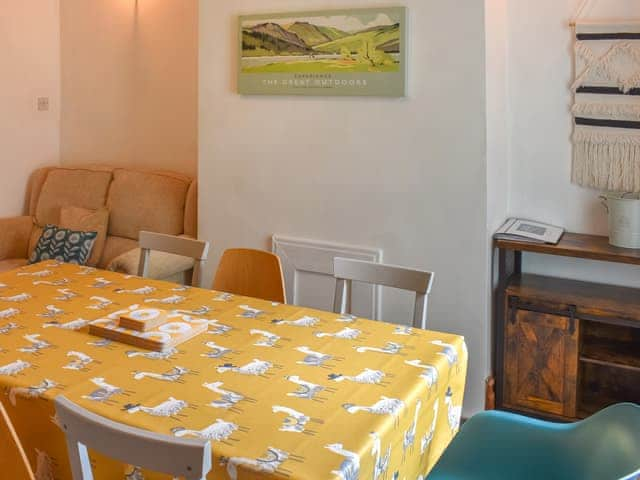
[568,305,577,335]
[509,296,520,325]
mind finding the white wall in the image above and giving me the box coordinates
[0,0,60,216]
[507,1,640,286]
[60,1,198,176]
[200,0,489,414]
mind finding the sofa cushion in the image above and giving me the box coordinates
[107,169,189,240]
[29,225,97,265]
[0,259,28,273]
[99,236,139,269]
[34,169,113,227]
[59,207,110,267]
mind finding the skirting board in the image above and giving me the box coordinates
[272,235,383,319]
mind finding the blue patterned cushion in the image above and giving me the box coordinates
[29,225,98,265]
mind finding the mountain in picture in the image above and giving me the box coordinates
[240,9,403,74]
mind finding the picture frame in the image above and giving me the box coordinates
[238,7,407,97]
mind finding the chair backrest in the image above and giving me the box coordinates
[138,231,210,288]
[212,248,286,303]
[54,396,211,480]
[333,257,434,329]
[0,402,35,480]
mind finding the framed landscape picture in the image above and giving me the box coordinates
[238,7,407,97]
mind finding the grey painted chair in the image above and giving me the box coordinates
[333,257,435,329]
[138,231,210,288]
[54,396,211,480]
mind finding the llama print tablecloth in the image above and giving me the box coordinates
[0,261,468,480]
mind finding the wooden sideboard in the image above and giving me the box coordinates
[493,233,640,421]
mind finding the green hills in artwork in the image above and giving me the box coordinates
[242,21,400,56]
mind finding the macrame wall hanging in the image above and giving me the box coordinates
[571,1,640,192]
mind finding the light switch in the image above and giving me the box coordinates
[37,97,49,111]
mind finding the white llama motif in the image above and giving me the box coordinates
[85,296,114,310]
[325,443,360,480]
[272,316,319,327]
[37,305,65,318]
[133,366,189,382]
[18,269,52,278]
[393,326,415,336]
[9,379,57,406]
[82,377,123,402]
[115,286,156,295]
[405,359,439,391]
[201,341,232,359]
[0,321,20,334]
[124,466,144,480]
[124,397,187,417]
[34,278,70,287]
[34,448,55,480]
[213,292,233,302]
[356,342,403,355]
[329,368,386,385]
[421,400,439,456]
[43,318,89,330]
[173,306,212,316]
[296,346,333,367]
[285,375,325,400]
[63,351,93,370]
[144,295,185,305]
[343,397,405,426]
[76,266,96,275]
[203,381,246,409]
[444,387,462,434]
[0,359,31,376]
[172,419,239,442]
[220,447,290,480]
[237,305,265,318]
[315,327,361,340]
[202,319,233,335]
[89,278,113,288]
[103,305,140,320]
[217,359,272,376]
[0,293,32,303]
[403,400,422,458]
[18,334,52,354]
[87,338,113,348]
[126,348,178,360]
[370,432,391,480]
[272,405,312,433]
[431,340,459,373]
[0,308,20,320]
[54,289,78,301]
[171,285,191,292]
[250,329,281,347]
[336,314,357,323]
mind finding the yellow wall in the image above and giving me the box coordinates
[60,0,198,176]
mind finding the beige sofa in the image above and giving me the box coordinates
[0,166,198,280]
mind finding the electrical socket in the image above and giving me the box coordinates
[37,97,49,111]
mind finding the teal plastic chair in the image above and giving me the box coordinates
[428,403,640,480]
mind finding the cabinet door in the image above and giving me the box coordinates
[503,301,579,417]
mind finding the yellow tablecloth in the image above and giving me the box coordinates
[0,261,467,480]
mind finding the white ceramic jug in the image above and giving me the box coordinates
[601,192,640,249]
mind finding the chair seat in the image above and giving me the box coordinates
[428,404,640,480]
[0,259,28,273]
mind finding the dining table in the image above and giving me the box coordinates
[0,260,468,480]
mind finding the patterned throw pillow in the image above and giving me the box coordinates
[29,225,98,265]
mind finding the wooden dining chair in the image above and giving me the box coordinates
[0,402,35,480]
[212,248,286,303]
[138,231,210,288]
[333,257,435,330]
[54,396,211,480]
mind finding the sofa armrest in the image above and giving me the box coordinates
[0,216,34,261]
[106,247,195,281]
